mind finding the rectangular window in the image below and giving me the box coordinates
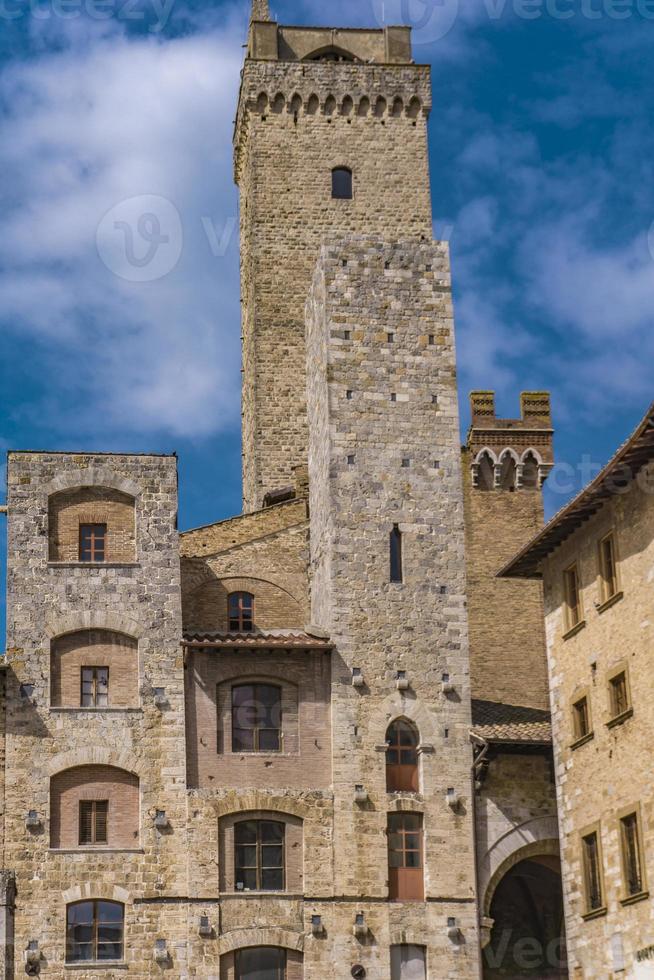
[228,592,254,632]
[235,820,285,892]
[388,813,424,901]
[79,800,109,846]
[599,533,619,602]
[620,812,645,898]
[79,523,107,562]
[81,667,109,708]
[391,945,427,980]
[66,900,123,963]
[609,670,630,719]
[582,830,604,913]
[564,564,582,630]
[235,947,286,980]
[572,696,591,742]
[390,525,403,583]
[232,684,281,752]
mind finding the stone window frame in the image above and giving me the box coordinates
[217,674,299,758]
[219,810,303,895]
[562,562,585,639]
[606,661,633,728]
[580,821,607,921]
[597,529,623,612]
[570,688,593,750]
[617,803,649,906]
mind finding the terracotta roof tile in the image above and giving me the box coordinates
[471,699,552,745]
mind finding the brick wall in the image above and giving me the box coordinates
[184,575,304,634]
[185,648,331,790]
[50,629,138,708]
[48,486,136,562]
[50,765,139,850]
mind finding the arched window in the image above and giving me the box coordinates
[229,591,254,631]
[332,167,353,200]
[48,486,136,562]
[386,719,419,792]
[476,451,495,491]
[50,629,138,709]
[232,683,282,752]
[521,451,540,489]
[235,819,285,891]
[235,947,287,979]
[499,453,517,491]
[50,765,139,849]
[66,900,124,963]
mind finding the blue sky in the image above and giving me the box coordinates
[1,0,654,642]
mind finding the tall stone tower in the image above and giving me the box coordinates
[234,6,433,511]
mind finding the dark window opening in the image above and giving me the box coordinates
[610,671,629,718]
[235,820,285,892]
[235,947,287,980]
[81,666,109,708]
[332,167,353,200]
[621,812,644,897]
[232,683,281,753]
[66,900,124,963]
[390,525,403,583]
[79,800,108,846]
[229,592,254,632]
[582,832,604,912]
[79,523,106,562]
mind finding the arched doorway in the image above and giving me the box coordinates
[483,856,568,978]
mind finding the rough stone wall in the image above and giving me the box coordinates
[306,239,480,978]
[50,629,138,707]
[185,648,331,791]
[462,394,553,710]
[48,485,136,562]
[4,452,188,978]
[235,57,433,511]
[541,474,654,978]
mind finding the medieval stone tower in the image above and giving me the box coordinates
[235,0,433,510]
[0,3,567,979]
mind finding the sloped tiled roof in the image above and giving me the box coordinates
[183,629,332,649]
[471,699,552,745]
[499,400,654,579]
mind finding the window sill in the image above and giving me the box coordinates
[49,707,142,714]
[607,707,634,729]
[570,732,595,751]
[47,562,140,569]
[221,891,301,898]
[597,591,624,614]
[50,848,143,855]
[65,962,128,971]
[581,906,607,922]
[563,620,586,641]
[621,890,649,907]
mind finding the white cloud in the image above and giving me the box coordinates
[0,12,245,439]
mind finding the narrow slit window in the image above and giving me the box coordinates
[79,523,106,562]
[332,167,353,199]
[599,533,619,601]
[572,696,591,742]
[390,525,403,583]
[582,831,604,913]
[564,564,582,630]
[620,812,645,898]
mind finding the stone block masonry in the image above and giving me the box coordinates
[306,239,481,978]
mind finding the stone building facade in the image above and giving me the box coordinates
[0,3,567,978]
[502,401,654,979]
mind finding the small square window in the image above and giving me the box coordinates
[347,455,356,466]
[428,335,435,346]
[346,390,353,400]
[401,459,410,468]
[343,330,351,340]
[387,332,395,343]
[391,393,397,402]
